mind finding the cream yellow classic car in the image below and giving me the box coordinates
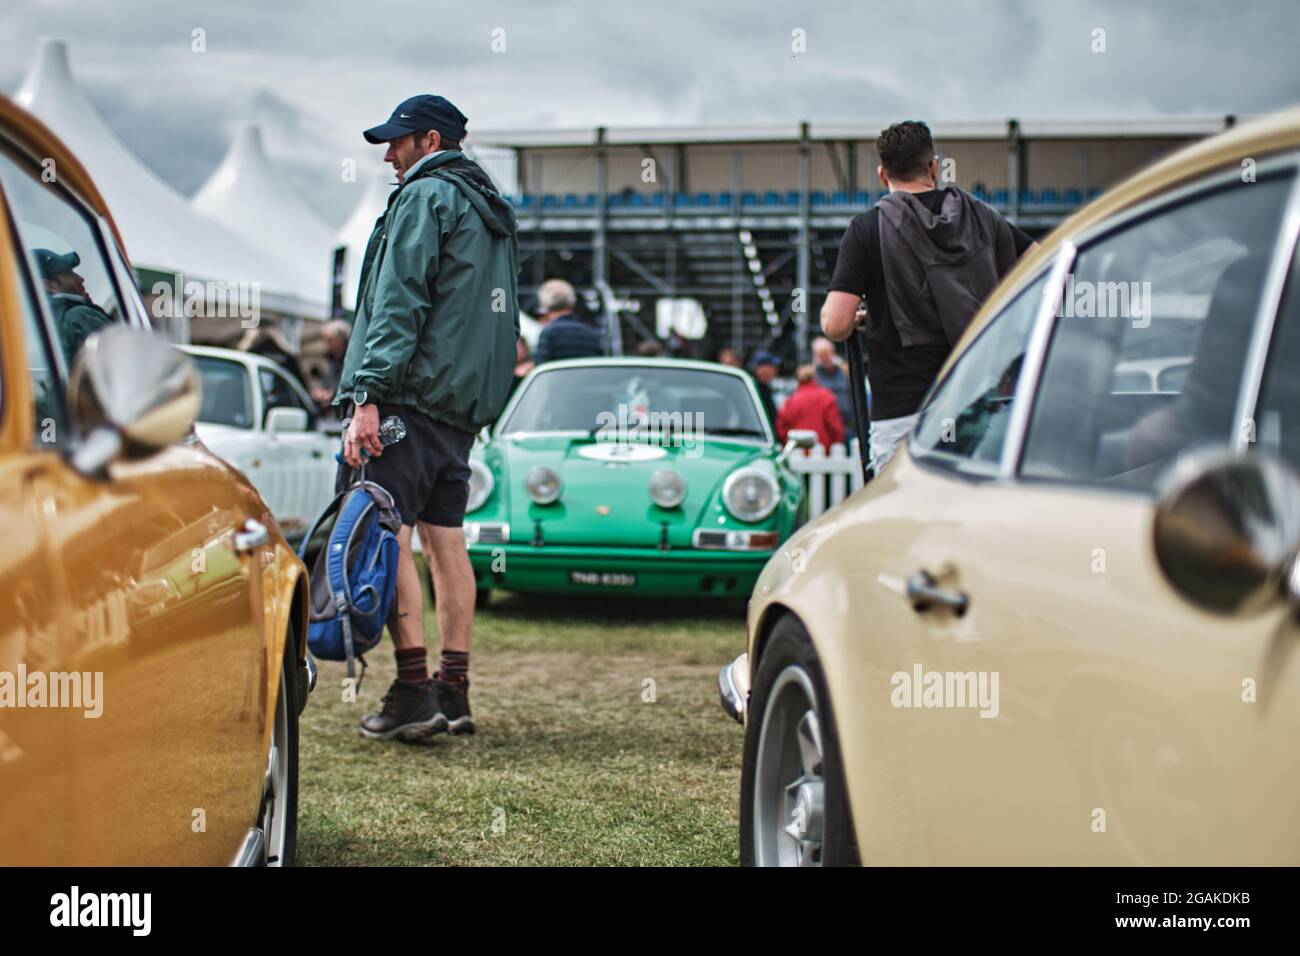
[724,107,1300,865]
[0,94,313,866]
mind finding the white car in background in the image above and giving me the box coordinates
[181,345,340,542]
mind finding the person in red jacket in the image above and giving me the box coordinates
[776,364,845,452]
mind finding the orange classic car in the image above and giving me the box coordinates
[0,94,313,866]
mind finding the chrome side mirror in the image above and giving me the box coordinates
[1153,448,1300,615]
[67,325,200,477]
[779,428,819,465]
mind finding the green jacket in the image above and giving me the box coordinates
[334,150,520,432]
[49,293,113,364]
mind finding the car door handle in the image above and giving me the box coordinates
[905,569,969,617]
[233,518,269,554]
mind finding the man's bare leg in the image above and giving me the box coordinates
[416,521,474,654]
[357,524,442,740]
[417,521,476,734]
[389,525,427,650]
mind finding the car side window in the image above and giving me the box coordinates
[259,366,315,429]
[910,269,1050,475]
[1257,243,1300,471]
[15,272,68,449]
[1019,172,1294,491]
[194,356,253,429]
[0,145,126,371]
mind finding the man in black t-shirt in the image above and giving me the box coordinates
[820,121,1035,474]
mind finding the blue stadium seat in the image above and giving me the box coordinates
[583,192,597,207]
[1064,189,1083,206]
[762,191,781,206]
[562,193,580,208]
[627,192,647,208]
[693,191,712,206]
[811,191,829,206]
[717,191,733,206]
[1018,189,1038,207]
[1087,187,1103,200]
[607,193,625,208]
[542,194,559,208]
[831,191,849,205]
[651,192,666,207]
[1039,189,1060,207]
[972,187,991,203]
[741,191,759,206]
[673,191,692,207]
[991,189,1010,208]
[853,190,872,205]
[518,195,534,209]
[784,191,800,205]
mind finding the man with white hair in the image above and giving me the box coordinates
[312,318,351,412]
[532,278,603,364]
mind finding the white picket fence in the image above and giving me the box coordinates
[786,440,866,518]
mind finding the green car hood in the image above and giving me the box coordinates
[477,434,791,547]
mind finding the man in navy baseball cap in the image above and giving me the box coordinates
[364,95,469,182]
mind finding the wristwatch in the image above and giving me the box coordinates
[352,387,369,407]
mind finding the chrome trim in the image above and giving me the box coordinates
[718,653,748,723]
[1001,241,1077,477]
[1234,168,1300,453]
[233,827,265,867]
[234,518,270,553]
[305,653,317,694]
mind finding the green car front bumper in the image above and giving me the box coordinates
[468,543,771,598]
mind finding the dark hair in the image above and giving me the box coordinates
[876,121,934,183]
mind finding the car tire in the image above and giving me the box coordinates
[740,615,858,866]
[260,638,300,866]
[476,587,492,609]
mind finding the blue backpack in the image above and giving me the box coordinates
[297,471,401,684]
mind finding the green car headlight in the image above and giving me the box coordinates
[722,467,779,522]
[467,460,494,512]
[649,468,687,509]
[526,465,563,505]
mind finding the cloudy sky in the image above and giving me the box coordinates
[4,0,1298,226]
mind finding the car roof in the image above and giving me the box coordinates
[528,356,753,377]
[953,106,1300,358]
[180,343,290,376]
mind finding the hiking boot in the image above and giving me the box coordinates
[359,679,445,741]
[434,677,475,736]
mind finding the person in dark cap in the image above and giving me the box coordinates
[335,94,520,743]
[749,350,782,425]
[36,248,114,364]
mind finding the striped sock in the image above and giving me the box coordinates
[436,650,470,687]
[395,647,429,684]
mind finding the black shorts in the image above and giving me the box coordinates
[335,402,476,528]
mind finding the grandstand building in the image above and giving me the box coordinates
[473,116,1238,366]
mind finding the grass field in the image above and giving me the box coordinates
[297,580,748,866]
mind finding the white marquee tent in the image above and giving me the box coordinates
[333,167,394,312]
[192,124,334,316]
[15,38,325,321]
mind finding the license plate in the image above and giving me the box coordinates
[569,571,637,587]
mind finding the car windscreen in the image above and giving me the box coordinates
[193,356,253,428]
[501,365,767,439]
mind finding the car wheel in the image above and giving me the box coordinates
[740,615,857,866]
[259,639,300,866]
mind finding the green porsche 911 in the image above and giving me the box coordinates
[465,357,813,602]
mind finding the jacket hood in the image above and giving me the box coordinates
[407,150,517,238]
[876,186,993,267]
